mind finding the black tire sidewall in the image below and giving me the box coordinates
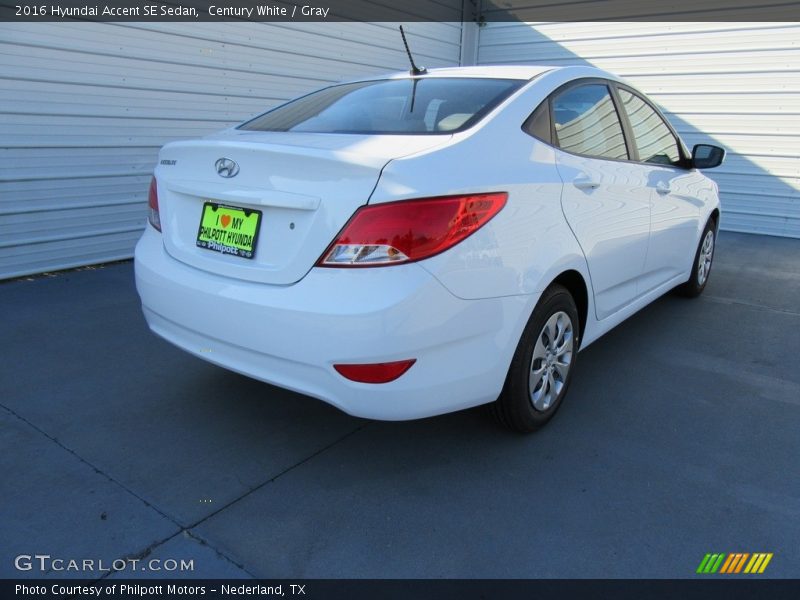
[681,218,716,297]
[500,285,580,431]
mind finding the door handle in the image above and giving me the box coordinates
[573,174,600,190]
[656,181,672,195]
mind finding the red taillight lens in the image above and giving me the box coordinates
[317,192,507,267]
[148,176,161,232]
[334,360,417,384]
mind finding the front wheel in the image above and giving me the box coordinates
[490,284,579,433]
[677,218,716,298]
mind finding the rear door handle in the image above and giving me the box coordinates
[656,181,672,195]
[573,174,601,190]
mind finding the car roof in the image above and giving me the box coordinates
[384,65,558,80]
[351,64,616,84]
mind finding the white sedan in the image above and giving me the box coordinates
[134,65,724,432]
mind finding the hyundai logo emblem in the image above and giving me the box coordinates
[215,157,239,178]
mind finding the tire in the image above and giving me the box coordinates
[676,217,716,298]
[491,284,580,433]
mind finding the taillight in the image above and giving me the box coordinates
[148,176,161,232]
[317,192,507,267]
[334,360,416,383]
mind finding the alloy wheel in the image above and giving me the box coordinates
[697,229,715,286]
[529,311,574,411]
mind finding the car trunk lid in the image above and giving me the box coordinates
[154,131,450,285]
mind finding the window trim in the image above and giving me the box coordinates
[521,77,691,170]
[611,82,691,169]
[521,100,552,144]
[523,77,631,163]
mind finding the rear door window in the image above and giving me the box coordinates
[551,84,629,160]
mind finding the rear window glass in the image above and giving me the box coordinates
[238,78,524,135]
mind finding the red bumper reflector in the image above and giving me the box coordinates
[334,359,417,384]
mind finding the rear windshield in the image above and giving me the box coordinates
[238,78,525,135]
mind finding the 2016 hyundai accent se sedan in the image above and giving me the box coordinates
[134,65,725,432]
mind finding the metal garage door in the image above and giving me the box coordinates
[0,21,464,279]
[474,22,800,238]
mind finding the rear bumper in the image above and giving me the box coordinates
[134,227,534,420]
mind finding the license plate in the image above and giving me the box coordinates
[196,202,262,259]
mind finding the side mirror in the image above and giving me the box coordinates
[692,144,725,169]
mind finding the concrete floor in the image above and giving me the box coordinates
[1,231,798,579]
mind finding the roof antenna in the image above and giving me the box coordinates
[399,26,427,76]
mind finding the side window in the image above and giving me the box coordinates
[552,84,628,160]
[522,101,551,143]
[618,89,682,166]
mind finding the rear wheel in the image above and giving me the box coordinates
[491,284,579,433]
[677,218,716,298]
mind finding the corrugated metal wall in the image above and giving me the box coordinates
[3,19,798,279]
[475,22,800,238]
[0,20,463,279]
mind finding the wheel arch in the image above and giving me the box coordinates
[710,207,721,232]
[547,269,589,347]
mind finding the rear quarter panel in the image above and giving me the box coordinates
[368,74,593,303]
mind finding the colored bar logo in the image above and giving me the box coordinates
[696,553,773,574]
